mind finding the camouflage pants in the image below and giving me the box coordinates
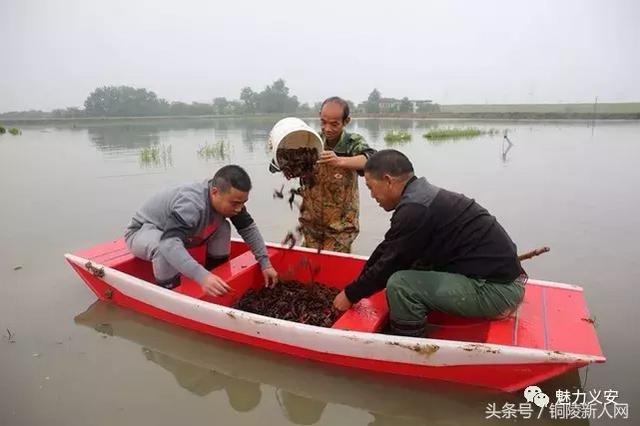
[301,228,356,254]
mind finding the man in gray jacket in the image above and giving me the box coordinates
[125,165,278,296]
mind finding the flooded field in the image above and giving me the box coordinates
[1,117,638,425]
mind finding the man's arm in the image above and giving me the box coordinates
[318,133,376,172]
[318,153,367,170]
[344,204,429,303]
[338,155,367,170]
[157,200,210,284]
[230,207,272,270]
[346,134,376,174]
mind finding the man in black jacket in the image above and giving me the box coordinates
[333,150,526,337]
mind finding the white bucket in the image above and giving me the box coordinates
[268,117,323,168]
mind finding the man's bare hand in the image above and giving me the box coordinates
[263,267,279,288]
[202,273,231,296]
[317,150,343,167]
[333,290,353,311]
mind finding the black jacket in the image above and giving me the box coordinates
[344,177,524,303]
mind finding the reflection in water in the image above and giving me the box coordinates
[276,390,327,425]
[77,301,333,423]
[502,133,514,162]
[87,122,162,151]
[80,117,446,157]
[355,119,381,142]
[143,345,332,423]
[367,414,430,426]
[355,119,418,145]
[95,322,113,336]
[237,116,276,150]
[142,348,261,411]
[74,301,589,425]
[81,117,285,156]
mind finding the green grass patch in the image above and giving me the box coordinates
[384,130,412,143]
[0,126,6,134]
[139,144,172,166]
[198,140,229,160]
[8,127,21,135]
[423,127,498,140]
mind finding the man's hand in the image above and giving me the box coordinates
[333,290,353,311]
[202,273,231,296]
[262,267,279,288]
[317,150,344,167]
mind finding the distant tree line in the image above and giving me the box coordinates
[0,81,440,119]
[360,88,440,113]
[80,79,308,117]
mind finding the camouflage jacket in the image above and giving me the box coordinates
[298,131,375,240]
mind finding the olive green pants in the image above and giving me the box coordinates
[386,270,526,336]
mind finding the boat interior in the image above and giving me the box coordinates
[73,238,603,358]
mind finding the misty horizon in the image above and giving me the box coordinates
[1,0,639,113]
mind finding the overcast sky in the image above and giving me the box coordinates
[1,0,638,112]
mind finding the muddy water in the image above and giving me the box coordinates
[1,117,638,425]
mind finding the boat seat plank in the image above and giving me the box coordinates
[544,287,603,356]
[514,284,548,349]
[484,314,517,345]
[427,312,493,343]
[332,291,388,333]
[74,239,133,267]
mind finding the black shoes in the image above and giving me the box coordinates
[156,275,181,290]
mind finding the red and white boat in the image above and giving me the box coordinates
[65,238,605,392]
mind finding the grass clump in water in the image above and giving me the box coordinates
[198,140,229,160]
[0,126,6,134]
[139,144,172,167]
[423,127,499,140]
[8,127,21,136]
[384,130,412,143]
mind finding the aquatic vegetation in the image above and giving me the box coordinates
[8,127,21,136]
[423,127,499,140]
[139,144,172,167]
[423,127,481,140]
[384,130,412,143]
[197,140,229,160]
[422,127,500,140]
[140,145,160,163]
[0,126,6,134]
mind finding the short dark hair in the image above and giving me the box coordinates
[210,165,252,193]
[364,149,414,179]
[320,96,350,122]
